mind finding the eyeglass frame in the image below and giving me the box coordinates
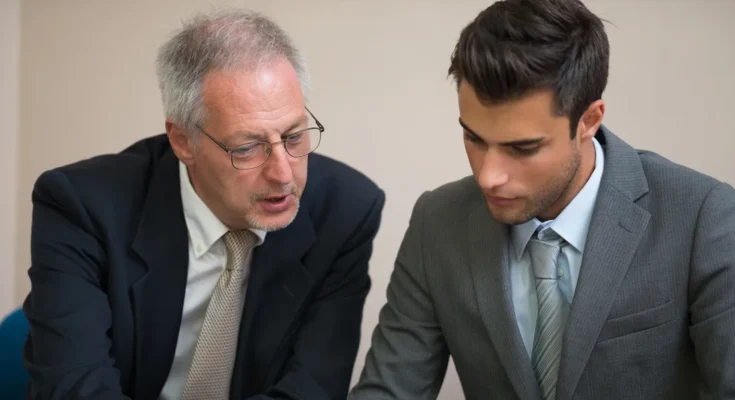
[195,107,324,170]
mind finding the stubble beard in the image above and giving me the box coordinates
[491,149,581,225]
[244,183,301,232]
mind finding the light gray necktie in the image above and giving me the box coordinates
[527,232,566,400]
[181,230,257,400]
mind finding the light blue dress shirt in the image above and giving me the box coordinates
[508,137,605,358]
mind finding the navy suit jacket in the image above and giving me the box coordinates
[22,134,385,400]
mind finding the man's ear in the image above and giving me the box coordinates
[576,99,605,140]
[166,120,195,165]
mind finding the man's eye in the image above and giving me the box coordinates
[512,146,540,155]
[463,132,482,143]
[232,144,260,158]
[286,132,306,143]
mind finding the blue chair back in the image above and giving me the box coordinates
[0,307,31,399]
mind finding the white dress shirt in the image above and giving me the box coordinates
[159,161,266,400]
[508,137,605,358]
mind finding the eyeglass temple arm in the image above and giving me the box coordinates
[305,107,324,131]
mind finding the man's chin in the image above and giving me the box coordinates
[248,202,300,232]
[486,204,533,226]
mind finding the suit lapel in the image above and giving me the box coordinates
[130,150,190,400]
[467,199,542,400]
[556,128,651,400]
[229,205,316,398]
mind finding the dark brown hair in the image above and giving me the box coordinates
[448,0,610,137]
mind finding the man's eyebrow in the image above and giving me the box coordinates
[231,131,263,141]
[283,118,307,135]
[230,117,308,144]
[499,137,545,147]
[458,118,480,137]
[458,118,545,146]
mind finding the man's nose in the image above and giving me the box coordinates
[477,151,509,190]
[261,143,293,184]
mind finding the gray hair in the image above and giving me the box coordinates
[155,9,310,134]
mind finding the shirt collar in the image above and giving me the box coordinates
[511,137,605,259]
[179,161,266,258]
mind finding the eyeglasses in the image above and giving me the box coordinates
[196,107,324,170]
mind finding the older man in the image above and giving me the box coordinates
[23,9,384,400]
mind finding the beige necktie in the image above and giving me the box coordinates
[181,230,257,400]
[528,232,567,400]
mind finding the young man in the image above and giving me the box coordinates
[350,0,735,399]
[23,9,385,400]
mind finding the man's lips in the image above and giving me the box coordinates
[485,194,518,206]
[262,194,289,201]
[257,194,294,212]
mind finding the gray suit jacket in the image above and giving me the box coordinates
[349,127,735,400]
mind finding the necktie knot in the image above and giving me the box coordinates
[223,230,258,271]
[527,232,563,280]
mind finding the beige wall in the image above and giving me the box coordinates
[13,0,735,398]
[1,0,20,318]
